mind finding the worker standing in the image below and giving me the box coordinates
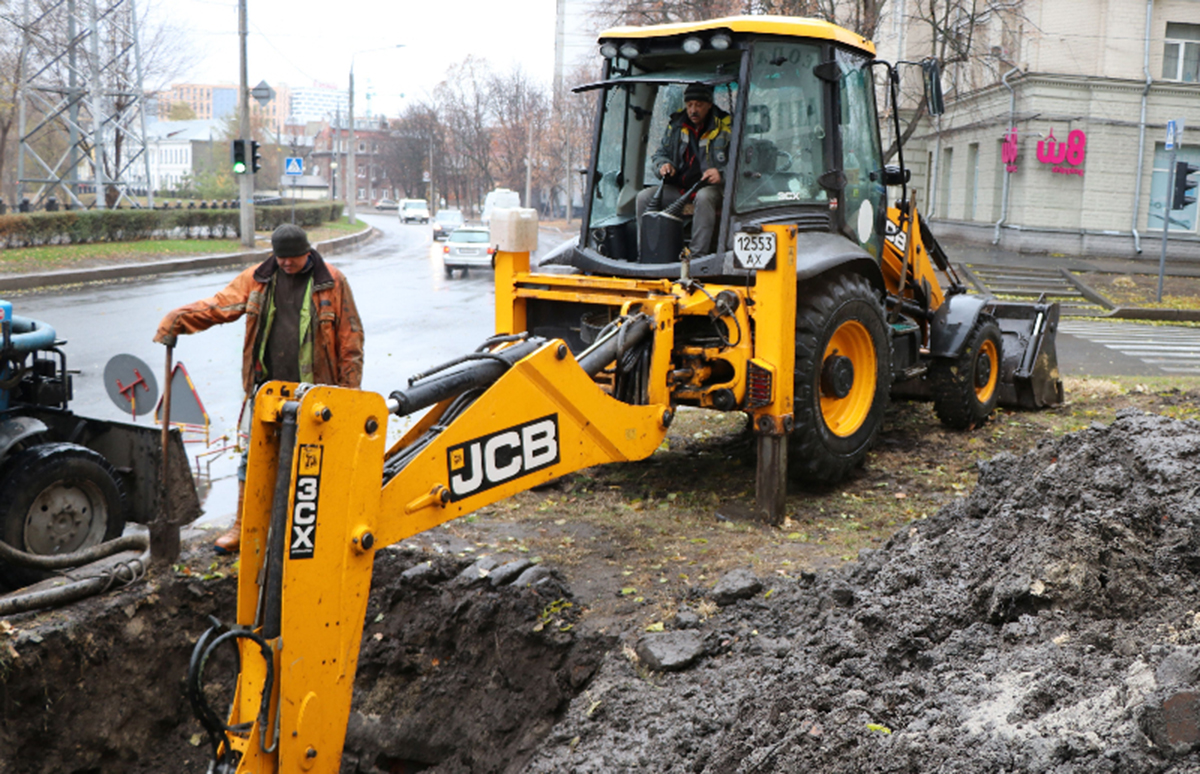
[154,223,364,554]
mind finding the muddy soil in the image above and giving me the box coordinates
[4,405,1200,772]
[0,547,606,774]
[527,410,1200,773]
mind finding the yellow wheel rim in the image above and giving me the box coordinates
[819,320,877,438]
[975,338,999,404]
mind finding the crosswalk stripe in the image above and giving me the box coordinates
[1056,320,1200,371]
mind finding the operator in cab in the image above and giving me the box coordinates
[636,82,732,257]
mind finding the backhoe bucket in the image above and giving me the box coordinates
[986,300,1064,410]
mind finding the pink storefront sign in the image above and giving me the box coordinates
[1037,128,1086,176]
[1001,128,1019,173]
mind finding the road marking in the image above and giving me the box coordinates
[1058,320,1200,373]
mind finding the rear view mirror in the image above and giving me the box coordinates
[745,104,771,134]
[922,60,945,116]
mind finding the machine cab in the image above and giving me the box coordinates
[567,17,887,278]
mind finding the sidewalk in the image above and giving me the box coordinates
[0,224,380,293]
[936,234,1200,321]
[937,233,1200,278]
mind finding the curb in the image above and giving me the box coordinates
[1106,307,1200,322]
[0,225,379,293]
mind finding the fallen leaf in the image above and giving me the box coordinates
[866,723,892,735]
[645,621,664,632]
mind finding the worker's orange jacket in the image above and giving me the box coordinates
[154,249,364,395]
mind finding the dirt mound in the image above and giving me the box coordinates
[6,409,1200,773]
[526,410,1200,773]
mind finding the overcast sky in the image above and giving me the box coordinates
[155,0,570,116]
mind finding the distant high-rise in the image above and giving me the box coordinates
[289,83,350,124]
[555,0,605,96]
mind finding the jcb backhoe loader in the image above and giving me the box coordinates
[188,16,1062,772]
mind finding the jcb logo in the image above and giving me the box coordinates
[447,415,559,501]
[289,444,322,559]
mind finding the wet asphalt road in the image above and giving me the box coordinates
[11,216,1200,529]
[14,213,567,527]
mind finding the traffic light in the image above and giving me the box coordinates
[231,139,247,174]
[250,141,263,174]
[1172,160,1200,210]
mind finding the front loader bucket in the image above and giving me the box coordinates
[986,299,1064,410]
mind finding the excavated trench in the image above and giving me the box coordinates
[4,408,1200,773]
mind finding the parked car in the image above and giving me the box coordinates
[374,198,398,210]
[400,199,430,224]
[431,209,465,240]
[442,227,494,278]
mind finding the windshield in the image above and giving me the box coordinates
[437,211,463,223]
[450,230,489,243]
[404,201,427,211]
[734,41,828,212]
[586,51,741,235]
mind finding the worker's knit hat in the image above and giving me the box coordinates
[271,224,310,258]
[683,83,713,103]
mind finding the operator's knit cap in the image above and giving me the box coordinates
[271,224,310,258]
[684,82,713,103]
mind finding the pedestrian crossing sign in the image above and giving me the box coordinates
[285,157,303,176]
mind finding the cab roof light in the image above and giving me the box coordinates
[682,36,703,54]
[710,33,732,50]
[600,41,619,59]
[619,42,641,59]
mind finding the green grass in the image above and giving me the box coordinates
[0,219,369,275]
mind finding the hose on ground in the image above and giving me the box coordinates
[0,532,149,569]
[0,533,150,616]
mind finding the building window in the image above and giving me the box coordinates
[1163,23,1200,82]
[939,147,954,218]
[965,143,979,221]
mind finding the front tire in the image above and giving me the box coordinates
[789,273,892,483]
[931,316,1002,430]
[0,443,127,588]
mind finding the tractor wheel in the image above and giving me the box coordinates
[931,316,1002,430]
[0,443,127,589]
[789,273,892,483]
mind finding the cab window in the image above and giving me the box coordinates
[735,41,828,213]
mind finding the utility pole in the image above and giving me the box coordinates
[237,0,254,248]
[348,67,356,224]
[524,120,533,208]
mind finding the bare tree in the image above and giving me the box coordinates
[486,65,549,207]
[434,57,495,216]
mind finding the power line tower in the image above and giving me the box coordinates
[12,0,153,210]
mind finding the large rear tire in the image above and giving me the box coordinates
[789,274,892,483]
[0,443,127,589]
[931,316,1002,430]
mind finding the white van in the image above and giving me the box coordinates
[399,199,430,224]
[481,188,521,225]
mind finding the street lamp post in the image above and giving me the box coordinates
[348,44,403,225]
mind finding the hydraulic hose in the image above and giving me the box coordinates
[0,533,150,616]
[188,617,277,768]
[262,401,298,641]
[388,338,545,417]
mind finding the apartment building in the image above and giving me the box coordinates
[877,0,1200,259]
[157,82,291,127]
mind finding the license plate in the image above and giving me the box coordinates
[457,248,480,256]
[733,231,776,270]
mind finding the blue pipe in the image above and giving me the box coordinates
[7,315,58,353]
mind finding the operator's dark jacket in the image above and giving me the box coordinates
[651,105,732,188]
